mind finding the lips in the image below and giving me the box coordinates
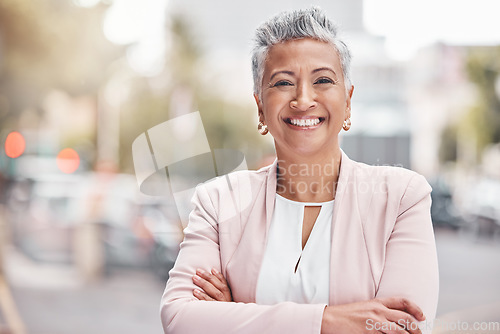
[284,117,325,128]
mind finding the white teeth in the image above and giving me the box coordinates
[290,118,320,127]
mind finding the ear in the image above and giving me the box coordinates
[345,85,354,119]
[254,93,265,122]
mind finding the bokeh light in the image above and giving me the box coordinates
[56,148,80,174]
[4,131,26,158]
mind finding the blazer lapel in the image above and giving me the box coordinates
[328,151,378,305]
[265,159,278,232]
[329,150,352,305]
[247,158,278,301]
[226,159,277,303]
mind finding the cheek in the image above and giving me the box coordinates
[262,93,289,119]
[323,94,347,116]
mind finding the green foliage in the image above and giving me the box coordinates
[0,0,120,97]
[439,123,458,163]
[463,46,500,153]
[118,12,269,172]
[0,0,122,162]
[0,1,268,173]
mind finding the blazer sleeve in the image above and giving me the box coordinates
[160,184,326,334]
[375,174,439,333]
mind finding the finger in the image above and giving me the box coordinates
[192,274,214,293]
[193,288,214,301]
[380,297,425,322]
[192,274,213,291]
[196,269,232,301]
[192,274,226,301]
[386,310,422,334]
[211,268,228,284]
[197,269,225,290]
[196,269,219,285]
[210,268,232,299]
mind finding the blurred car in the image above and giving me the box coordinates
[461,177,500,240]
[6,172,183,278]
[430,177,465,230]
[7,173,88,263]
[139,198,183,281]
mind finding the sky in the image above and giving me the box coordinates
[87,0,500,73]
[364,0,500,60]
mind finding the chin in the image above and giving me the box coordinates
[287,142,326,156]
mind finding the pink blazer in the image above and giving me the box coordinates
[160,151,439,333]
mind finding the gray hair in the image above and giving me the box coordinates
[251,7,352,98]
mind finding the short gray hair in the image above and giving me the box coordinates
[251,7,352,98]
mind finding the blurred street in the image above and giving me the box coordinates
[3,245,166,334]
[436,228,500,317]
[0,228,498,333]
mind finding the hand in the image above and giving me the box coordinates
[192,268,233,302]
[321,297,426,334]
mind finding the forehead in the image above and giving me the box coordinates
[264,38,341,77]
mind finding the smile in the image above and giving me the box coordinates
[284,117,325,128]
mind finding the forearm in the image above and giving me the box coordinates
[161,296,325,334]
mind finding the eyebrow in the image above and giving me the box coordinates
[269,67,338,81]
[312,67,338,78]
[269,70,294,82]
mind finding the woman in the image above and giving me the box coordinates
[160,7,438,334]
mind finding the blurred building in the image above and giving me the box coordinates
[406,44,475,176]
[342,30,412,168]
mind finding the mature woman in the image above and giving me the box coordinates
[160,7,438,334]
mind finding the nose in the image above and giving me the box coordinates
[290,82,317,111]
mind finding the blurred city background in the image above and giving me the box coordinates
[1,0,500,333]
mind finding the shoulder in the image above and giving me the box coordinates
[199,163,272,193]
[345,158,432,203]
[191,162,273,213]
[341,158,433,233]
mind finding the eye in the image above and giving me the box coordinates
[314,77,335,85]
[272,80,294,87]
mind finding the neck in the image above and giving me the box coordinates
[275,147,342,202]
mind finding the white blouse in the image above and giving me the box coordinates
[256,194,333,305]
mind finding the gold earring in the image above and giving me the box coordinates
[258,122,268,135]
[343,118,351,131]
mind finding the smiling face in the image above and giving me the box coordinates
[255,38,354,159]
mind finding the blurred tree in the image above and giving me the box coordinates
[439,123,458,163]
[1,2,267,173]
[0,0,122,157]
[119,13,265,172]
[461,46,500,155]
